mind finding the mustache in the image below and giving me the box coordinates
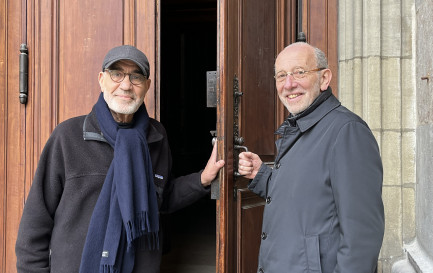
[113,90,136,99]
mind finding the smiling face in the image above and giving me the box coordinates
[275,43,331,115]
[98,59,151,123]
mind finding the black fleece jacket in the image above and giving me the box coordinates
[15,107,210,273]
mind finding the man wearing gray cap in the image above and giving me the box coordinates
[15,45,225,273]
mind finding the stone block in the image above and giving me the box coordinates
[382,58,402,130]
[353,58,363,116]
[401,131,416,185]
[382,131,401,186]
[353,1,363,58]
[339,60,354,111]
[342,0,354,60]
[363,0,382,56]
[381,186,403,259]
[401,58,416,130]
[363,57,382,130]
[402,187,415,242]
[401,0,414,58]
[338,0,346,60]
[381,0,402,57]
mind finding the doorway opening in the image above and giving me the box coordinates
[160,0,217,272]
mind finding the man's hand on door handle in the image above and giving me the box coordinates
[201,142,225,187]
[238,152,262,180]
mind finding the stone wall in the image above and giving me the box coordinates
[338,0,417,271]
[402,0,433,271]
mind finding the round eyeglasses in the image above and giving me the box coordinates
[105,69,147,86]
[274,67,325,82]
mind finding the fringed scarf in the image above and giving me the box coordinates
[79,93,159,273]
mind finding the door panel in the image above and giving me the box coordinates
[2,1,158,272]
[26,0,157,206]
[217,0,289,272]
[240,0,277,162]
[58,1,123,122]
[2,0,26,271]
[236,189,265,273]
[302,0,338,95]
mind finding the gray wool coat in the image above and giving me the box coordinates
[249,90,384,273]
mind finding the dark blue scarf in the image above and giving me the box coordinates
[79,94,159,273]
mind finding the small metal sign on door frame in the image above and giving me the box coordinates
[206,71,217,108]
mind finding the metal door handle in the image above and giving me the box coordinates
[211,136,220,200]
[234,144,249,177]
[234,145,248,152]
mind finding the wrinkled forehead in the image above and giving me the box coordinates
[275,45,316,71]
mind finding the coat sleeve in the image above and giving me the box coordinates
[330,121,384,273]
[15,135,65,273]
[161,171,210,214]
[248,163,272,199]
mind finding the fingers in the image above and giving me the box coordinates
[238,151,261,179]
[238,152,255,168]
[209,140,218,160]
[239,151,253,160]
[238,155,254,177]
[201,142,225,186]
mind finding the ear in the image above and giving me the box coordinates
[98,72,105,92]
[319,69,332,91]
[143,78,152,97]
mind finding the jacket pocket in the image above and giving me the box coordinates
[305,235,322,273]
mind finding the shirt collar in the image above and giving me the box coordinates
[275,87,341,134]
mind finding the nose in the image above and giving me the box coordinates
[283,74,298,89]
[119,74,133,89]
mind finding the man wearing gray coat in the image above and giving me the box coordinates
[238,42,384,273]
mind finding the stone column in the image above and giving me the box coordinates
[338,0,416,272]
[401,0,433,272]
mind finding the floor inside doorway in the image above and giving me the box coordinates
[160,197,216,273]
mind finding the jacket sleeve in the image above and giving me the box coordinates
[161,171,210,214]
[15,134,64,273]
[248,163,272,199]
[330,121,384,273]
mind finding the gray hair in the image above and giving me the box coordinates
[314,47,328,69]
[275,42,329,70]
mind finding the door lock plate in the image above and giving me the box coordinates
[206,71,217,107]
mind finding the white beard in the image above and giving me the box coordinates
[103,90,143,115]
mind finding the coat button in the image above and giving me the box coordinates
[261,232,267,240]
[274,162,281,169]
[258,268,264,273]
[266,196,272,204]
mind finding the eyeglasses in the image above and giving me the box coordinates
[105,69,147,86]
[274,67,325,82]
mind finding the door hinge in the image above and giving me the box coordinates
[19,44,29,104]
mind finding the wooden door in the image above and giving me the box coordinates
[216,1,295,272]
[1,1,157,272]
[216,0,337,272]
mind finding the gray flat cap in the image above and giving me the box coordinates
[102,45,150,77]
